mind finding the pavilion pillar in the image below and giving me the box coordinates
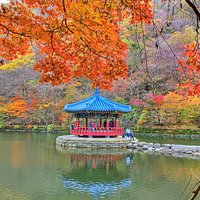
[106,115,109,129]
[115,118,118,128]
[86,118,88,128]
[100,118,102,128]
[106,121,109,129]
[75,118,79,128]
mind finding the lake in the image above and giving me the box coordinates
[0,132,199,200]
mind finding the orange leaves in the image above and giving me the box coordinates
[179,43,200,74]
[180,82,200,96]
[127,0,153,24]
[160,92,184,110]
[159,92,200,114]
[0,0,153,89]
[178,42,200,96]
[28,98,39,111]
[2,97,28,118]
[159,92,200,124]
[9,99,28,118]
[0,35,30,60]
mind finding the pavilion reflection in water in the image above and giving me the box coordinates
[63,178,132,200]
[57,147,133,200]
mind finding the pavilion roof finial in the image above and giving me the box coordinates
[94,87,99,96]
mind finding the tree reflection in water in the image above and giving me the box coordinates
[57,147,133,200]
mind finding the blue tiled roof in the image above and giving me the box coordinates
[63,88,132,113]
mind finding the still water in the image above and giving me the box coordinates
[0,132,199,200]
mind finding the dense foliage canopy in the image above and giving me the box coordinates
[0,0,152,88]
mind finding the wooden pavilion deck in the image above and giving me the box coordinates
[70,127,124,137]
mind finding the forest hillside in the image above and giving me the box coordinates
[0,0,199,132]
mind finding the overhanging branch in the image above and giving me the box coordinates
[184,0,200,21]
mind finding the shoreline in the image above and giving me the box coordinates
[56,135,200,160]
[0,127,200,139]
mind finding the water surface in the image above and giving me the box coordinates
[0,132,199,200]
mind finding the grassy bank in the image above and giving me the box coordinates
[134,127,200,135]
[0,125,200,138]
[0,125,69,134]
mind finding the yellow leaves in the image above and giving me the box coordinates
[38,103,51,110]
[160,92,184,110]
[184,96,200,115]
[157,92,200,124]
[164,92,183,102]
[187,96,200,106]
[169,26,199,46]
[0,53,34,70]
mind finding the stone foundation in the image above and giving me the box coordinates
[56,135,200,159]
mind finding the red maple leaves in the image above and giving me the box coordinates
[178,43,200,96]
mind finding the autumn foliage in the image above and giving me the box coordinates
[0,0,153,89]
[130,92,200,127]
[178,43,200,96]
[0,0,199,131]
[1,96,28,118]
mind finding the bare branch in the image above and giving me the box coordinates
[185,0,200,21]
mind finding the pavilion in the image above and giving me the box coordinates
[63,88,132,137]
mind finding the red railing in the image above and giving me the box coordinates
[70,127,124,137]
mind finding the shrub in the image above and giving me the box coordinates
[32,125,38,130]
[27,124,32,129]
[0,123,5,128]
[47,124,54,132]
[14,125,20,129]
